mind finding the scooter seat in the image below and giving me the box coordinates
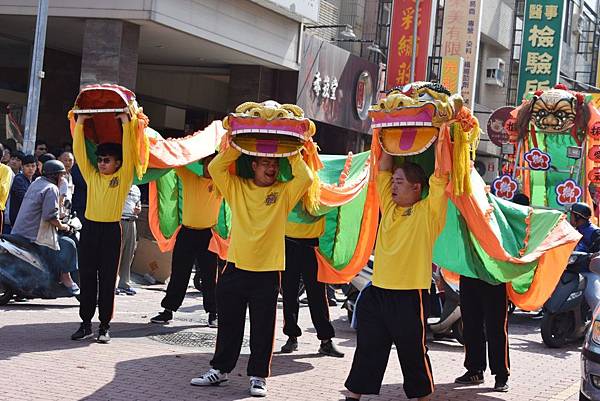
[1,234,37,251]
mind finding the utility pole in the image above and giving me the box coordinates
[410,0,420,82]
[23,0,49,155]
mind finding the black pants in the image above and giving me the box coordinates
[460,276,510,377]
[210,263,280,378]
[345,286,434,399]
[78,220,121,329]
[282,237,334,341]
[161,226,217,314]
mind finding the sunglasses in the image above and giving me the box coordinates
[97,156,113,164]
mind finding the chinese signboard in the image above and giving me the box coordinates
[298,34,378,133]
[516,0,566,103]
[441,0,483,109]
[440,56,464,95]
[385,0,433,89]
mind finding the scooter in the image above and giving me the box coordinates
[342,258,464,344]
[428,267,464,344]
[0,216,82,306]
[540,251,591,348]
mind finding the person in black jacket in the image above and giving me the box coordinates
[9,154,37,225]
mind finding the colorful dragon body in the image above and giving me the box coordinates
[372,82,580,310]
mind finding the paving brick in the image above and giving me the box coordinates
[0,284,583,400]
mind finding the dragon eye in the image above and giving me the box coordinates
[537,110,547,117]
[556,111,565,118]
[418,92,434,101]
[401,84,412,93]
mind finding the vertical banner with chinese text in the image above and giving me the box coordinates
[386,0,433,90]
[516,0,566,103]
[440,56,464,95]
[441,0,482,109]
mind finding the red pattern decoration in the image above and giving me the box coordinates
[492,175,518,200]
[524,148,551,170]
[555,179,583,206]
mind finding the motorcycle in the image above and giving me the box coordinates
[541,251,592,348]
[0,216,82,306]
[342,258,464,344]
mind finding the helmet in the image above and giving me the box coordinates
[570,202,592,220]
[42,160,66,176]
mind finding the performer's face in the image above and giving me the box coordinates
[97,154,121,175]
[252,157,279,187]
[391,168,422,207]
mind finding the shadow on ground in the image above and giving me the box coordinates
[0,322,203,360]
[81,352,317,401]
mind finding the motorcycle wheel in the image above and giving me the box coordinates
[193,272,202,292]
[452,319,464,345]
[541,312,574,348]
[0,281,13,306]
[580,391,590,401]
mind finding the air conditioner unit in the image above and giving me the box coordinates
[484,58,506,87]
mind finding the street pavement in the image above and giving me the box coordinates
[0,280,584,401]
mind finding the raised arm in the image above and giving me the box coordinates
[377,152,394,213]
[426,173,450,235]
[285,153,314,209]
[73,115,95,180]
[207,146,242,202]
[117,113,135,175]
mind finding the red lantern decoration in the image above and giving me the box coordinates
[588,145,600,162]
[588,167,600,184]
[590,122,600,140]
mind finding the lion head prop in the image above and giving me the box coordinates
[514,84,592,144]
[370,82,480,196]
[68,83,150,180]
[222,100,316,157]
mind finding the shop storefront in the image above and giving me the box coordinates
[297,34,379,154]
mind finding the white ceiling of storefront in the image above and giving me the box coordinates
[0,15,285,69]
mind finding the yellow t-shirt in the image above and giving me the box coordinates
[0,163,12,211]
[371,171,449,290]
[285,218,325,239]
[73,122,135,222]
[208,147,313,271]
[175,167,222,229]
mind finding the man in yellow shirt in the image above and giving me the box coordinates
[190,144,312,397]
[150,155,222,327]
[0,161,13,231]
[71,113,135,344]
[280,216,344,357]
[344,151,449,401]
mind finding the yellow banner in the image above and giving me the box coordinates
[441,56,464,95]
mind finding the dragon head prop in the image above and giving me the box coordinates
[369,82,464,156]
[222,100,316,157]
[68,83,150,179]
[514,84,592,144]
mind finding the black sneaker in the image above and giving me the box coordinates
[455,370,484,385]
[97,328,111,344]
[280,337,298,353]
[71,323,93,341]
[493,375,509,392]
[318,340,344,357]
[150,309,173,324]
[208,313,218,328]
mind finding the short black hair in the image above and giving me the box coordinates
[21,154,36,165]
[95,143,123,161]
[39,153,56,163]
[395,162,427,189]
[35,140,47,148]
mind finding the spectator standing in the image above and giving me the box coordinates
[8,151,25,175]
[9,155,37,227]
[34,140,48,158]
[117,185,141,295]
[71,162,87,220]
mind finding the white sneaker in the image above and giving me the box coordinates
[190,368,228,386]
[249,377,267,397]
